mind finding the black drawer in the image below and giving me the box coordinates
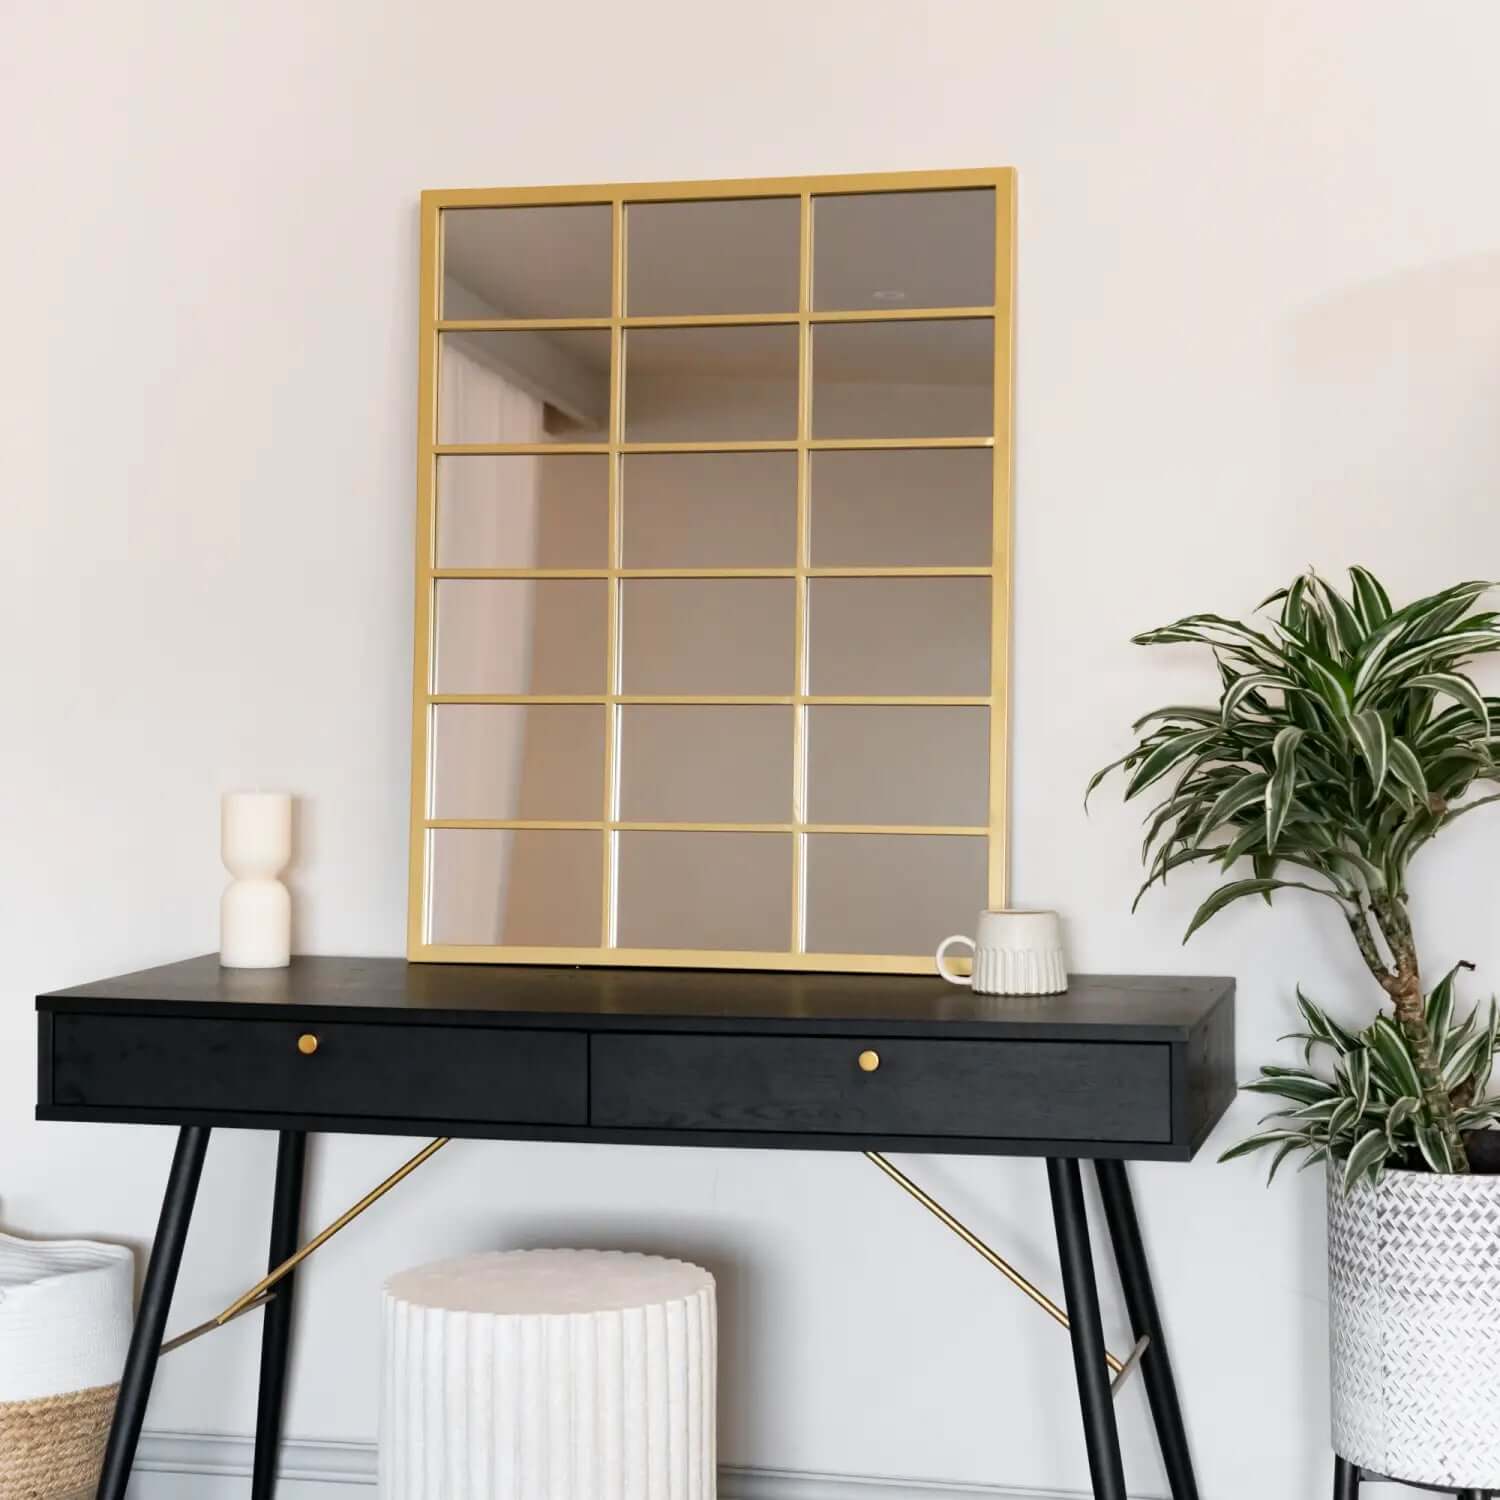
[50,1013,586,1126]
[590,1033,1170,1142]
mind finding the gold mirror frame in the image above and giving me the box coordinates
[408,167,1016,972]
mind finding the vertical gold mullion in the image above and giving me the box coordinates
[790,189,813,954]
[988,170,1017,912]
[407,195,442,958]
[602,197,626,946]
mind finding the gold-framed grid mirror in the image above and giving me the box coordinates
[408,167,1015,972]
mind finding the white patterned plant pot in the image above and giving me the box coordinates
[1328,1168,1500,1488]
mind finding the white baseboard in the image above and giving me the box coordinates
[129,1430,1134,1499]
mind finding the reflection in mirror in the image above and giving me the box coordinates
[627,197,800,315]
[810,449,991,568]
[441,205,612,319]
[809,577,990,696]
[621,453,796,569]
[624,326,797,443]
[431,705,605,821]
[621,579,795,696]
[811,319,992,440]
[429,829,602,946]
[620,707,792,823]
[438,332,611,445]
[805,834,987,955]
[813,189,995,311]
[436,456,608,569]
[434,580,607,695]
[808,707,988,826]
[616,832,791,950]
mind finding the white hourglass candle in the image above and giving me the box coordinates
[220,792,292,968]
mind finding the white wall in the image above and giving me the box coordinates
[4,2,1500,1495]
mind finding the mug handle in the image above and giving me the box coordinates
[935,934,976,987]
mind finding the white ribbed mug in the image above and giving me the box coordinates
[935,910,1068,996]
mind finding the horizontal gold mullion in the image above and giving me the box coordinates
[435,443,612,456]
[429,694,992,707]
[414,942,948,974]
[433,438,995,456]
[438,318,612,332]
[423,167,1012,211]
[431,566,993,580]
[422,307,992,330]
[808,305,996,324]
[427,819,988,836]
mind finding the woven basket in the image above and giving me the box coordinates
[1329,1168,1500,1488]
[0,1381,117,1500]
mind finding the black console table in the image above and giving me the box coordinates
[37,956,1235,1500]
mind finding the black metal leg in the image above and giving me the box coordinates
[96,1126,210,1500]
[1333,1455,1360,1498]
[1094,1159,1199,1500]
[251,1131,309,1500]
[1047,1157,1127,1500]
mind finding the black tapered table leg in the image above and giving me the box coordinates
[1047,1157,1128,1500]
[1333,1455,1360,1498]
[251,1131,309,1500]
[96,1126,210,1500]
[1094,1159,1199,1500]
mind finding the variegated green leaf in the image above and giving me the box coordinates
[1347,710,1389,801]
[1348,566,1391,631]
[1386,737,1429,806]
[1415,1122,1455,1174]
[1265,726,1303,851]
[1342,1128,1391,1191]
[1409,673,1489,731]
[1123,728,1221,802]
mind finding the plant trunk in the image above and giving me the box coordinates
[1369,897,1471,1174]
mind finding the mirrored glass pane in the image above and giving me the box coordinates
[808,707,988,826]
[620,707,792,823]
[431,705,605,821]
[813,189,995,311]
[617,832,791,950]
[805,834,987,955]
[811,320,992,440]
[442,205,612,319]
[439,332,611,445]
[809,578,990,696]
[434,580,607,695]
[621,579,795,696]
[810,449,991,568]
[436,456,608,569]
[429,829,602,947]
[621,453,796,569]
[628,198,799,315]
[624,326,797,443]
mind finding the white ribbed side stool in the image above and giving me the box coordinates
[381,1249,716,1500]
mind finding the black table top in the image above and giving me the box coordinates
[39,955,1233,1043]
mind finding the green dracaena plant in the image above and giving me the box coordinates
[1089,568,1500,1173]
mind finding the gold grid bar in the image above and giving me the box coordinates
[430,695,994,707]
[435,567,996,579]
[791,188,813,953]
[435,437,994,456]
[602,197,625,946]
[989,173,1017,911]
[437,306,995,333]
[406,194,442,954]
[410,167,1016,971]
[430,821,989,835]
[426,166,1007,207]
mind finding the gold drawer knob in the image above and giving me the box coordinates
[857,1049,880,1073]
[297,1033,320,1056]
